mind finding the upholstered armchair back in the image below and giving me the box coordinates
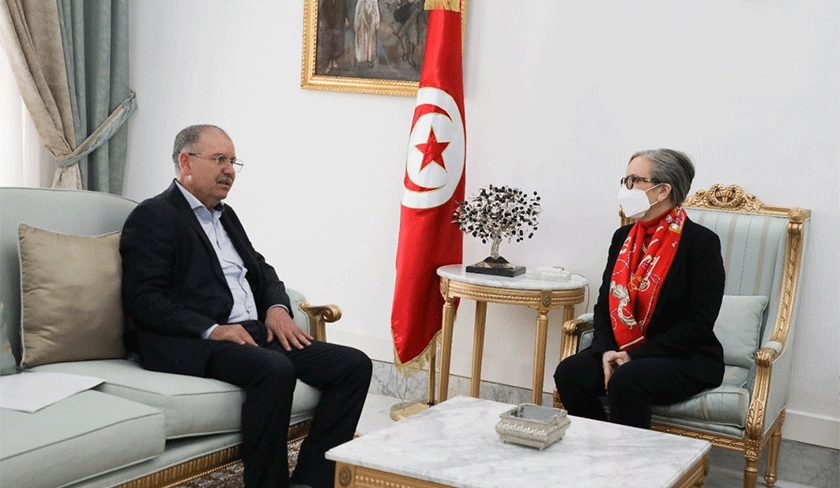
[682,186,809,429]
[687,208,790,347]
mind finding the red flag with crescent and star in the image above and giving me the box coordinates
[391,0,465,369]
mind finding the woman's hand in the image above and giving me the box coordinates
[602,350,631,389]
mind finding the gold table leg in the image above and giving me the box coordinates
[532,309,549,405]
[470,301,487,398]
[427,342,436,406]
[438,293,456,403]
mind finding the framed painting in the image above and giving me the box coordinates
[301,0,467,97]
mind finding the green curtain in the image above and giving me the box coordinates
[55,0,134,194]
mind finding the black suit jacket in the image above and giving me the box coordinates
[590,217,726,386]
[120,181,292,376]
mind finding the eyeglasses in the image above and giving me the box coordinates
[188,153,244,172]
[620,175,659,189]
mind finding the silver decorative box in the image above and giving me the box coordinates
[495,403,571,450]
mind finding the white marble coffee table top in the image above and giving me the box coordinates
[327,396,711,488]
[437,264,587,291]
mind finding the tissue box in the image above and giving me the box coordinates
[531,266,571,281]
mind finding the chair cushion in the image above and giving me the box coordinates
[652,365,750,429]
[31,359,322,439]
[715,295,769,369]
[17,224,124,368]
[0,389,164,488]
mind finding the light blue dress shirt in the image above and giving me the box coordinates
[175,182,282,339]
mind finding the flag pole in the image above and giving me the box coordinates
[389,337,438,421]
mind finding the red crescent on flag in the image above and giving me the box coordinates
[412,103,449,127]
[403,172,440,192]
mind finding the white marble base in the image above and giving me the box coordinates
[369,360,554,406]
[331,395,710,488]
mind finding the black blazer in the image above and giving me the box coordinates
[589,217,726,386]
[120,181,292,376]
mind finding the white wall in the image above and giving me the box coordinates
[125,0,839,448]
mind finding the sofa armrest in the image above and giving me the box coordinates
[285,288,342,341]
[299,303,342,342]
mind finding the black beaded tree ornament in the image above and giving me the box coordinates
[453,185,541,277]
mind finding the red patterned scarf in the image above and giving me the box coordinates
[609,207,687,350]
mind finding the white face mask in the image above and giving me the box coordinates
[617,184,661,219]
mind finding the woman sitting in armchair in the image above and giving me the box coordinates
[554,148,726,429]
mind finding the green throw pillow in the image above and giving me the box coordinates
[714,295,769,369]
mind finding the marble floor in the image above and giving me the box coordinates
[357,393,839,488]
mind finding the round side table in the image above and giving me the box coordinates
[436,264,587,405]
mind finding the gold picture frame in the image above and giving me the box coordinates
[301,0,467,97]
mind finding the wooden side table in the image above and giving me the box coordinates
[436,264,587,405]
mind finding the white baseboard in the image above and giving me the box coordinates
[782,408,840,449]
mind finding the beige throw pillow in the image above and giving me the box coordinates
[18,223,125,368]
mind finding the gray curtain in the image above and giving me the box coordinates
[55,0,133,194]
[0,0,134,194]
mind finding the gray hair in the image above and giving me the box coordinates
[171,124,228,173]
[629,148,695,205]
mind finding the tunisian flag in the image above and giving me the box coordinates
[391,0,465,368]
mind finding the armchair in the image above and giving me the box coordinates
[554,184,809,488]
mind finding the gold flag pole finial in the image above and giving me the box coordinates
[424,0,461,12]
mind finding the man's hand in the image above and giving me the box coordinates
[602,350,631,389]
[208,324,258,345]
[265,306,313,351]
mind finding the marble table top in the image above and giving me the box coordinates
[437,264,587,291]
[327,396,711,488]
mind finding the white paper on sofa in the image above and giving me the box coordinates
[0,371,104,413]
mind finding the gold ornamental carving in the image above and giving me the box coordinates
[540,290,552,308]
[445,280,583,308]
[685,184,763,212]
[338,465,353,487]
[440,278,449,298]
[343,464,453,488]
[788,207,808,225]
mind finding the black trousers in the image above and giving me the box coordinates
[206,320,372,488]
[553,349,708,429]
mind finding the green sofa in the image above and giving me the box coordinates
[0,187,339,488]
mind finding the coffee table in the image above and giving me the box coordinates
[327,396,710,488]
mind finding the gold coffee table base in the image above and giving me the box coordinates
[334,454,709,488]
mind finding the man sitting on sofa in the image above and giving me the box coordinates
[120,124,372,488]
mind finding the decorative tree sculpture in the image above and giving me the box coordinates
[453,185,541,276]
